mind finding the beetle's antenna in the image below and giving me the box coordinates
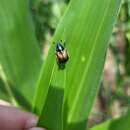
[60,39,66,46]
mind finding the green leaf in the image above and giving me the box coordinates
[0,66,17,104]
[0,0,42,108]
[37,65,66,130]
[34,0,121,130]
[89,112,130,130]
[33,44,56,114]
[62,1,121,130]
[0,78,9,101]
[33,41,66,130]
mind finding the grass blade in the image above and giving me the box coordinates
[61,1,121,130]
[38,65,66,130]
[34,0,121,130]
[89,112,130,130]
[0,0,42,108]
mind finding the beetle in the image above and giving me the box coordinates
[55,40,69,65]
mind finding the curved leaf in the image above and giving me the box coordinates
[0,0,42,108]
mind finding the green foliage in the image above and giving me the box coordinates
[33,0,121,130]
[0,0,42,109]
[0,0,123,130]
[89,112,130,130]
[0,77,9,101]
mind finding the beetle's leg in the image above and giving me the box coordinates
[64,42,66,47]
[53,41,56,44]
[57,62,65,70]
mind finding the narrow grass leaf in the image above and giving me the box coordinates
[89,112,130,130]
[33,44,56,114]
[34,0,121,130]
[38,64,66,130]
[0,0,42,108]
[62,0,121,130]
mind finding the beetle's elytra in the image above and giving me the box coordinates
[55,40,69,65]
